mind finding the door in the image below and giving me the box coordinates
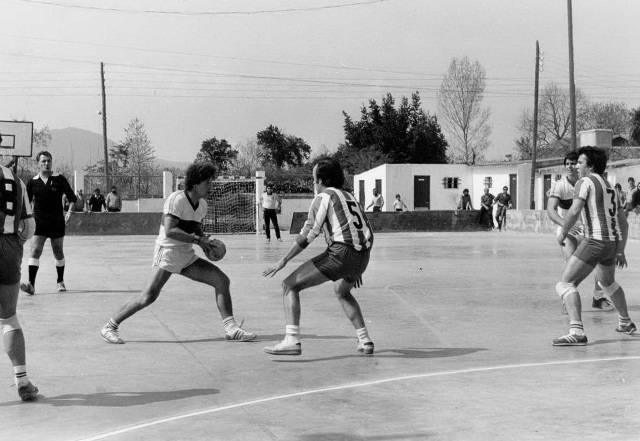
[509,174,518,209]
[359,180,365,207]
[543,174,552,209]
[414,176,430,209]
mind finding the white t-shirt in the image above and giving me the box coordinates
[156,190,207,250]
[261,192,280,209]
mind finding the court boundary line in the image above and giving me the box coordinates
[76,355,640,441]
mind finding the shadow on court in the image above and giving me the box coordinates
[271,347,486,363]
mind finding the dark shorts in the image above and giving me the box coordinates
[107,207,121,213]
[311,243,370,284]
[34,218,66,239]
[0,235,24,285]
[573,238,617,267]
[373,206,381,212]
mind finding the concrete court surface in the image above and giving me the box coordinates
[1,231,639,441]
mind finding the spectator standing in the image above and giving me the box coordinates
[479,188,495,230]
[624,177,635,210]
[366,188,384,212]
[74,189,87,213]
[260,184,282,242]
[494,186,512,231]
[392,194,408,212]
[106,186,122,212]
[88,188,106,213]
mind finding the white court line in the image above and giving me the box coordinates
[76,355,640,441]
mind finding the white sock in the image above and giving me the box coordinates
[223,316,238,333]
[356,327,372,343]
[285,325,300,342]
[14,365,29,387]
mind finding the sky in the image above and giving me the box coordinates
[2,0,639,164]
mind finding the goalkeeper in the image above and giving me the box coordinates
[100,162,256,344]
[0,160,39,401]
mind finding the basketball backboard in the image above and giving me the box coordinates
[0,120,33,157]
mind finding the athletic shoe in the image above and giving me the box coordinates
[263,340,302,355]
[57,282,66,292]
[18,382,39,401]
[357,341,374,355]
[592,297,614,311]
[225,327,256,342]
[101,326,124,344]
[615,322,637,335]
[20,282,35,295]
[552,333,588,346]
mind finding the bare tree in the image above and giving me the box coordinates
[584,101,630,136]
[437,56,491,164]
[229,138,265,177]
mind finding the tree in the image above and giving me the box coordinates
[630,107,640,146]
[195,137,238,173]
[341,92,447,173]
[33,125,52,150]
[516,82,589,150]
[437,56,491,164]
[228,138,265,176]
[584,101,630,136]
[256,125,311,168]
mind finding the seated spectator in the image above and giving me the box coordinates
[456,188,474,210]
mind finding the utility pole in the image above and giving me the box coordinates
[100,62,110,189]
[567,0,577,150]
[530,41,540,209]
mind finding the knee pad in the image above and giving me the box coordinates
[600,281,621,297]
[28,258,39,267]
[0,315,21,334]
[556,282,578,300]
[55,259,66,267]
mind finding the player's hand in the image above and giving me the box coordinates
[64,211,72,224]
[263,259,286,277]
[616,253,627,269]
[557,232,567,247]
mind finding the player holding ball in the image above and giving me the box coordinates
[100,162,255,344]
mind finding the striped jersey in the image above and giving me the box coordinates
[0,165,33,235]
[297,188,373,251]
[574,174,621,241]
[156,190,207,250]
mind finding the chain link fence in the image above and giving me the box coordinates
[83,174,165,199]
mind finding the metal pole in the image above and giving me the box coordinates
[100,62,110,189]
[530,41,540,209]
[567,0,577,151]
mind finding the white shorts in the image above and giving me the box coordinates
[152,244,200,274]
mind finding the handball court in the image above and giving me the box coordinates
[1,231,639,441]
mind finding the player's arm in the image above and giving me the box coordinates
[18,180,35,241]
[546,197,564,227]
[163,215,211,251]
[560,198,584,239]
[380,196,384,209]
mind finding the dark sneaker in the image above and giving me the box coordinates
[357,341,374,355]
[101,326,124,344]
[264,340,302,355]
[18,382,39,401]
[615,322,637,335]
[552,333,588,346]
[592,297,614,311]
[20,282,35,295]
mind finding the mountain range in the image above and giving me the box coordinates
[42,127,191,172]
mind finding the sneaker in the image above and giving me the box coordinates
[592,297,614,311]
[357,341,374,355]
[615,322,637,335]
[225,326,256,342]
[57,282,66,292]
[20,282,35,295]
[552,333,588,346]
[101,326,125,344]
[277,238,282,242]
[264,340,302,355]
[18,382,39,401]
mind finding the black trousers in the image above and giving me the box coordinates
[264,209,281,239]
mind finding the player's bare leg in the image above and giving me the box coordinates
[334,279,374,354]
[182,259,255,341]
[101,267,172,344]
[264,260,328,355]
[594,264,636,335]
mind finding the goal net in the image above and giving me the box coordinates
[203,178,257,235]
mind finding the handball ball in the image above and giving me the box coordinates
[205,237,226,262]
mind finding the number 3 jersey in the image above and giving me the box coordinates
[574,174,622,242]
[297,188,373,251]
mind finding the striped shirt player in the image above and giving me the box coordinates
[0,164,39,401]
[263,159,375,357]
[575,174,621,242]
[153,190,208,273]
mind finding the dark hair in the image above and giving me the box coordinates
[395,194,400,198]
[184,162,216,190]
[628,177,635,183]
[94,188,101,192]
[35,150,52,162]
[314,159,345,189]
[615,183,622,190]
[563,151,579,166]
[577,146,607,175]
[463,188,469,194]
